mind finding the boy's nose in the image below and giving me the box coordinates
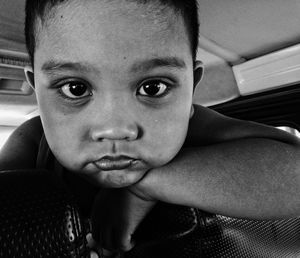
[89,121,139,142]
[87,94,140,142]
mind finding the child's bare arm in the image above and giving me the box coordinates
[94,105,300,252]
[132,105,300,219]
[0,116,42,171]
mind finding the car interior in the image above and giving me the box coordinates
[0,0,299,257]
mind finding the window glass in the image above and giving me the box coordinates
[277,126,300,138]
[0,126,16,151]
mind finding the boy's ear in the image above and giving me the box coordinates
[24,66,35,89]
[193,61,204,90]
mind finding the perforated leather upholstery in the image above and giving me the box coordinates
[0,170,89,258]
[1,169,300,258]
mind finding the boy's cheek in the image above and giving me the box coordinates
[39,117,85,171]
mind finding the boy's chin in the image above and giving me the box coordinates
[86,169,147,188]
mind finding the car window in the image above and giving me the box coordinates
[0,126,16,150]
[278,126,300,138]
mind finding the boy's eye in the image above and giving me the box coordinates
[60,82,92,99]
[138,81,169,97]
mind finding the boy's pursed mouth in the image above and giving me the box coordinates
[93,156,138,171]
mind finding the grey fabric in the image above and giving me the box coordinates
[0,0,26,53]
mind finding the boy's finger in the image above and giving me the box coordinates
[102,248,120,258]
[90,250,119,258]
[90,251,99,258]
[87,233,120,257]
[116,234,136,252]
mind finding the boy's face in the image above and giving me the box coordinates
[31,0,196,187]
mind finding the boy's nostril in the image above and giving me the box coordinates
[90,125,139,141]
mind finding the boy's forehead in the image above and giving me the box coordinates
[40,0,179,30]
[36,0,186,47]
[34,0,192,66]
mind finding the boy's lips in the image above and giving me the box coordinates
[93,155,138,171]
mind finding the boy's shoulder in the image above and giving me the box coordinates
[21,115,43,136]
[186,104,299,147]
[0,116,44,170]
[185,104,232,146]
[13,116,44,145]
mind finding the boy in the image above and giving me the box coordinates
[0,0,299,256]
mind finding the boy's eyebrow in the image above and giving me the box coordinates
[130,57,187,73]
[41,60,99,75]
[40,57,186,75]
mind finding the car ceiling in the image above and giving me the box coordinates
[0,0,300,126]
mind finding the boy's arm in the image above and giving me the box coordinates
[133,105,300,219]
[0,116,43,171]
[94,105,300,252]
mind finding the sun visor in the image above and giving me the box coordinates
[233,44,300,95]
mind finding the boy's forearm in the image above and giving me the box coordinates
[138,138,300,219]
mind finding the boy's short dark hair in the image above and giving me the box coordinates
[25,0,199,67]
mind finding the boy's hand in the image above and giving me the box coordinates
[91,187,156,253]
